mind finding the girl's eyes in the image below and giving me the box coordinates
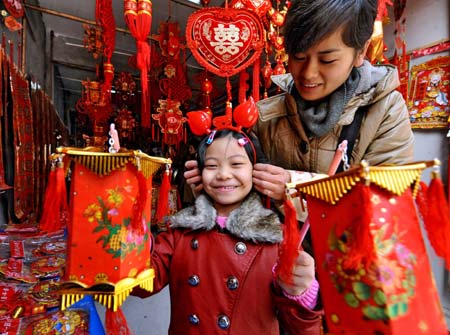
[205,164,217,169]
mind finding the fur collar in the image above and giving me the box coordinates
[169,192,282,243]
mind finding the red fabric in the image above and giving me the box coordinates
[105,308,132,335]
[276,199,300,284]
[40,164,68,233]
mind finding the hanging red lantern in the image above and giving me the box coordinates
[272,56,286,75]
[262,59,273,89]
[124,0,153,128]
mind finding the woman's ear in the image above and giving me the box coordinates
[354,39,371,67]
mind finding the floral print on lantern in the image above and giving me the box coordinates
[83,186,150,259]
[324,211,417,321]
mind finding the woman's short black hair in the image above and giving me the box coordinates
[283,0,378,55]
[196,129,267,171]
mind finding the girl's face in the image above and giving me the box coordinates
[202,135,253,217]
[288,26,367,102]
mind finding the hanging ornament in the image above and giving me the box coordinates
[96,0,116,93]
[82,24,104,60]
[272,56,286,76]
[152,99,187,147]
[186,5,264,107]
[201,76,214,115]
[186,7,264,78]
[124,0,153,128]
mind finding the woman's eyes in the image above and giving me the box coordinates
[292,56,337,64]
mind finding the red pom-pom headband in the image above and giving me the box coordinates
[186,97,258,136]
[186,97,259,163]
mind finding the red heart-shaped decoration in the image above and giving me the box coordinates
[186,7,264,78]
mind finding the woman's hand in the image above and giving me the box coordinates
[253,163,291,200]
[277,251,316,296]
[184,160,203,195]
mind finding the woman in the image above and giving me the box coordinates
[186,0,414,202]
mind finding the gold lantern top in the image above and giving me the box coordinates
[286,160,440,205]
[55,146,171,178]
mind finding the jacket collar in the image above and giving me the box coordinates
[169,192,283,243]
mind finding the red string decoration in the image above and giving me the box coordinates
[96,0,116,93]
[124,0,153,128]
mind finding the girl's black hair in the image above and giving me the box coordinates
[283,0,378,55]
[196,129,267,171]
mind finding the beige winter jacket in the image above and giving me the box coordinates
[254,64,414,175]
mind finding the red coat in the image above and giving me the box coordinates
[139,193,323,335]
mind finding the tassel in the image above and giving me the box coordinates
[415,181,428,221]
[130,164,148,235]
[40,158,68,233]
[342,183,376,270]
[155,165,171,224]
[105,308,132,335]
[422,173,450,269]
[276,198,301,284]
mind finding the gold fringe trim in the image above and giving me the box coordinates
[60,268,155,311]
[55,147,171,179]
[287,160,439,205]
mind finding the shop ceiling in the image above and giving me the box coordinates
[24,0,224,108]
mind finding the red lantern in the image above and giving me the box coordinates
[59,148,170,312]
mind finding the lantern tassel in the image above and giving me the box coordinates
[342,183,376,270]
[105,308,132,335]
[418,172,450,269]
[40,159,68,233]
[155,166,171,224]
[276,198,301,284]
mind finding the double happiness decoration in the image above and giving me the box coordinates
[186,1,264,110]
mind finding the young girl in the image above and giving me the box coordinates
[141,129,322,334]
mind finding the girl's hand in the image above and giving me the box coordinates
[184,160,203,195]
[277,251,315,296]
[253,163,291,200]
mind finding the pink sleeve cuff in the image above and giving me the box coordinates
[281,279,319,309]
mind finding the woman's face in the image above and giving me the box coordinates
[288,26,367,102]
[202,135,253,217]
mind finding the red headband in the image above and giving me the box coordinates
[187,97,259,163]
[186,97,258,136]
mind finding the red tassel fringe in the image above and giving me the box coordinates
[277,199,301,284]
[40,163,68,233]
[155,169,171,224]
[342,184,376,270]
[105,308,132,335]
[418,177,450,269]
